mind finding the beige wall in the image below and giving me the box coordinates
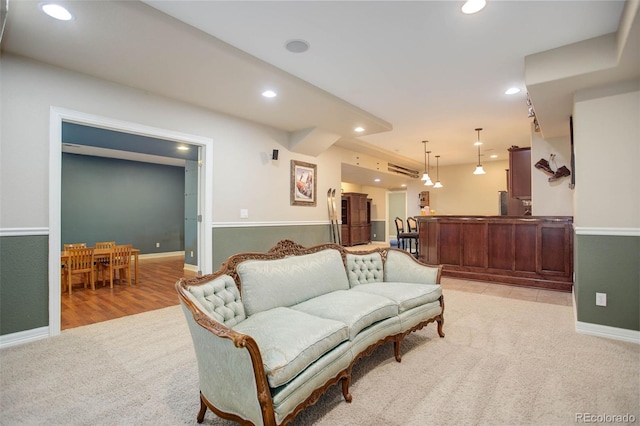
[573,83,640,228]
[405,160,510,216]
[0,54,344,229]
[531,131,574,216]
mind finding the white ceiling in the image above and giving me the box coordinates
[1,0,636,188]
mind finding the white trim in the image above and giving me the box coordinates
[574,226,640,236]
[49,107,214,339]
[575,321,640,344]
[0,228,49,237]
[0,326,50,349]
[183,263,199,273]
[211,220,329,228]
[138,251,184,260]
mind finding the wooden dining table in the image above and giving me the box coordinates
[60,247,140,284]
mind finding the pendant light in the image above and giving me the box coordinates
[420,141,433,185]
[421,140,433,186]
[473,127,486,175]
[434,155,443,188]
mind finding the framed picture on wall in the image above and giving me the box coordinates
[290,160,317,206]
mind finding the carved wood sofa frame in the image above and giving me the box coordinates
[176,240,445,425]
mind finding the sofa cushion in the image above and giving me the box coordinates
[232,307,349,388]
[351,282,442,314]
[346,253,384,287]
[186,274,246,327]
[291,290,397,340]
[384,250,440,284]
[237,249,350,316]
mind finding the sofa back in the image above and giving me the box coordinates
[183,274,247,327]
[237,249,350,316]
[384,250,441,284]
[346,252,384,287]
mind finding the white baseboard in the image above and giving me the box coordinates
[572,289,639,344]
[138,251,184,260]
[0,326,50,349]
[183,263,198,273]
[575,321,640,344]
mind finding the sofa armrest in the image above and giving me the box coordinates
[383,249,443,284]
[177,282,275,425]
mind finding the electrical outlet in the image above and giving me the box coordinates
[596,292,607,307]
[156,242,160,248]
[240,209,249,219]
[373,233,376,238]
[190,251,194,258]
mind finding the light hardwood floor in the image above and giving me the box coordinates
[61,256,193,330]
[61,247,572,330]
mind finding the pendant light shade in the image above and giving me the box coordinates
[421,141,433,185]
[434,155,443,188]
[473,128,486,175]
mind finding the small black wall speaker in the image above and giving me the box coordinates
[272,149,279,160]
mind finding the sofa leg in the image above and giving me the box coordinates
[393,336,403,362]
[197,393,208,423]
[437,317,445,338]
[341,376,353,403]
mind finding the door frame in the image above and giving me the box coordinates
[386,190,408,242]
[48,107,214,336]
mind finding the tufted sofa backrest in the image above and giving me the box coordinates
[185,274,246,327]
[346,252,384,287]
[237,249,350,316]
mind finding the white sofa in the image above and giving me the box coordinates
[176,240,445,425]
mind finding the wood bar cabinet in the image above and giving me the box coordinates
[341,192,371,246]
[417,216,573,291]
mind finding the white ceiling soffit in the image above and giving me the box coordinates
[1,0,391,144]
[525,2,640,139]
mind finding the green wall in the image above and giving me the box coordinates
[212,225,329,270]
[575,233,640,331]
[0,235,49,335]
[61,153,185,253]
[371,220,386,242]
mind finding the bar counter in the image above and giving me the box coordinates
[416,216,573,291]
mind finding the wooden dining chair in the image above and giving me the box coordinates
[61,243,87,293]
[63,242,86,250]
[95,242,116,286]
[99,244,132,288]
[66,247,96,295]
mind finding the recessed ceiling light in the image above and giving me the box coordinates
[262,90,277,98]
[354,127,365,133]
[461,0,486,14]
[490,154,498,159]
[177,146,189,151]
[505,87,521,95]
[285,39,310,53]
[374,178,381,183]
[41,4,73,21]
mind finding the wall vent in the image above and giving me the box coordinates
[387,162,419,179]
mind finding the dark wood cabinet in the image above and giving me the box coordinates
[417,216,573,291]
[508,147,531,200]
[341,192,371,246]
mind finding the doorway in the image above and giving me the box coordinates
[49,107,214,336]
[387,191,407,242]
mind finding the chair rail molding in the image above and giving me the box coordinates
[573,226,640,236]
[0,227,49,237]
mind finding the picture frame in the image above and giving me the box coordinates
[290,160,317,206]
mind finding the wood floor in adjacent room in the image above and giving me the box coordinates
[61,256,193,330]
[61,250,573,330]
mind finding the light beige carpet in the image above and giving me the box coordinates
[1,290,638,425]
